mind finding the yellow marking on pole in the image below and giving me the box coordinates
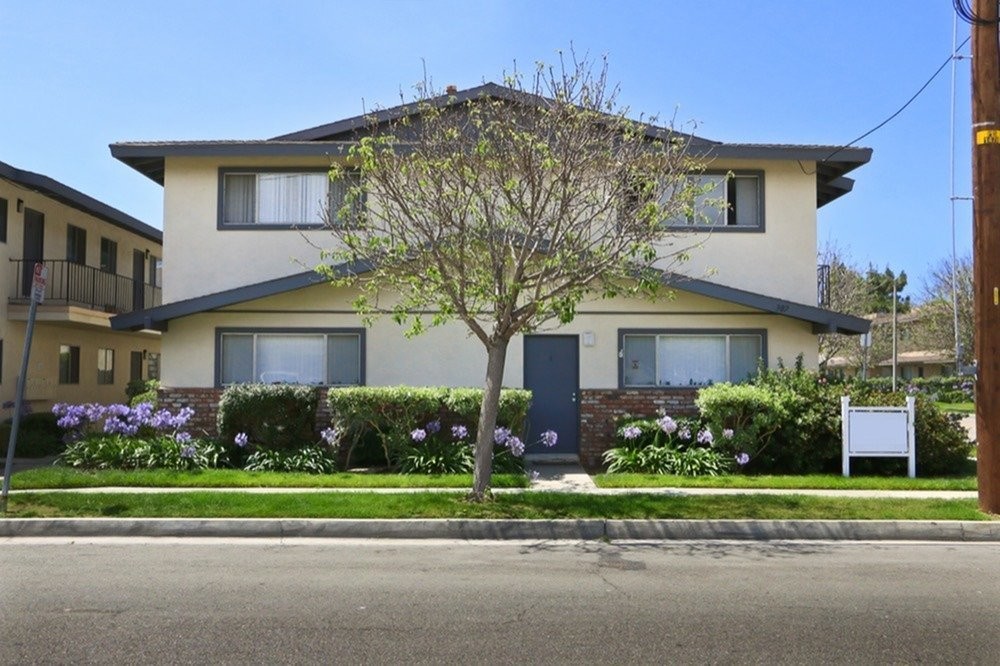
[977,129,1000,144]
[995,287,999,305]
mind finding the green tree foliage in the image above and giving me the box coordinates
[319,55,707,498]
[913,254,973,367]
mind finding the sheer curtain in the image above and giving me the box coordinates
[223,175,256,225]
[257,174,327,225]
[257,335,325,384]
[658,335,726,386]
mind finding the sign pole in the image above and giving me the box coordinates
[2,263,46,513]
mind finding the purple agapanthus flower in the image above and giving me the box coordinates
[494,427,511,445]
[180,444,197,459]
[696,429,714,445]
[506,436,525,457]
[657,415,678,435]
[321,427,340,446]
[540,430,558,448]
[722,428,734,440]
[411,428,427,442]
[678,427,691,441]
[234,432,249,448]
[735,452,750,466]
[622,425,642,440]
[451,424,468,440]
[425,420,441,434]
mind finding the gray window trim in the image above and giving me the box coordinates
[667,169,765,234]
[217,167,332,230]
[214,326,366,388]
[617,328,768,389]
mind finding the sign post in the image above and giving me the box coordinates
[1,263,46,512]
[841,395,917,478]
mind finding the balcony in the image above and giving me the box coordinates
[9,259,161,316]
[817,264,831,308]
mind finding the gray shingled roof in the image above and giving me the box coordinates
[110,82,870,208]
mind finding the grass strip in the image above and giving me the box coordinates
[594,474,977,491]
[10,467,528,490]
[3,491,989,521]
[935,402,975,414]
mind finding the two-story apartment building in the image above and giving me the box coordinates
[109,84,869,465]
[0,159,162,409]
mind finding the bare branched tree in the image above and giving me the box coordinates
[318,55,707,499]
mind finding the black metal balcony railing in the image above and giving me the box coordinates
[9,259,162,314]
[817,264,831,308]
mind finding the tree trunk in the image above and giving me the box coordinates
[469,340,509,501]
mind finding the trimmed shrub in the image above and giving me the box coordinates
[327,386,532,470]
[126,379,160,407]
[696,365,974,476]
[0,412,64,458]
[217,384,318,452]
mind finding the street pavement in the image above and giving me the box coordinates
[3,539,1000,664]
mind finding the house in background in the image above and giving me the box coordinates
[109,84,870,466]
[0,159,162,410]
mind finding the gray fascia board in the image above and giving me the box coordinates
[662,273,871,335]
[109,141,360,184]
[110,261,372,331]
[0,159,162,244]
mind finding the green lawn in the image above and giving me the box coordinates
[3,491,989,521]
[936,402,975,414]
[594,473,977,491]
[10,467,529,490]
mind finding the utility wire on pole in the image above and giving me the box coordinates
[967,0,1000,513]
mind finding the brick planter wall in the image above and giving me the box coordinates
[578,389,699,469]
[157,386,333,438]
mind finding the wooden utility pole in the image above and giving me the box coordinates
[972,0,1000,513]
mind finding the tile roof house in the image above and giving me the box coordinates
[0,159,162,409]
[109,83,870,465]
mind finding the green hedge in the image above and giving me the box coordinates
[697,365,973,476]
[217,384,318,451]
[327,386,531,468]
[0,412,64,458]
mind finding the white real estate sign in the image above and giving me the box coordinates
[841,396,916,478]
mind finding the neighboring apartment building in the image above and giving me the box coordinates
[109,84,869,465]
[0,159,162,410]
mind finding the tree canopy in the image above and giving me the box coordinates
[318,56,708,498]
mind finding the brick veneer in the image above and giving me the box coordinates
[578,388,699,468]
[158,386,333,438]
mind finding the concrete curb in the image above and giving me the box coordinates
[3,518,1000,541]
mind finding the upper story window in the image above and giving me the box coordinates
[100,237,117,273]
[667,171,763,231]
[67,225,87,265]
[219,168,357,228]
[149,255,162,287]
[620,329,764,388]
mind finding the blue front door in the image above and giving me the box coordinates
[523,335,579,455]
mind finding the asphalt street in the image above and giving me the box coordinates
[2,538,1000,664]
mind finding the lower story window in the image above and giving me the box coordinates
[621,330,764,387]
[97,348,115,385]
[59,345,80,384]
[218,329,363,386]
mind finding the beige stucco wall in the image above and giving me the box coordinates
[652,159,818,304]
[162,156,343,302]
[160,156,820,306]
[160,282,818,389]
[1,320,160,409]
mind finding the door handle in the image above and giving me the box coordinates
[570,392,577,403]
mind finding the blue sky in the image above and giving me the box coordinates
[0,1,971,299]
